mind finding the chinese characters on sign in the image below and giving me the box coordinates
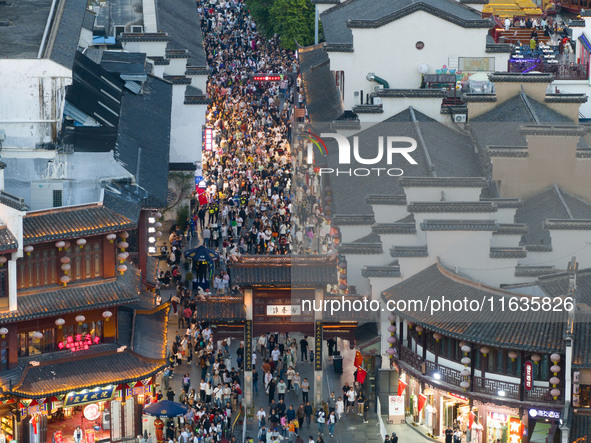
[58,334,100,352]
[508,417,523,443]
[266,305,301,316]
[64,385,116,407]
[528,409,560,419]
[314,321,323,371]
[524,361,533,391]
[244,320,253,372]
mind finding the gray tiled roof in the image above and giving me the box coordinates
[299,45,344,124]
[133,305,170,360]
[157,0,207,68]
[195,297,245,320]
[489,247,527,258]
[516,186,591,246]
[321,0,487,46]
[382,263,566,352]
[420,219,497,231]
[0,225,18,253]
[390,245,428,257]
[408,201,497,213]
[47,1,88,69]
[362,264,401,278]
[23,204,136,245]
[230,256,337,286]
[471,92,573,151]
[0,267,140,323]
[372,223,416,234]
[325,108,485,216]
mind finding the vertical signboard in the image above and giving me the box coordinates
[524,361,533,391]
[314,321,323,371]
[244,320,253,371]
[110,400,121,442]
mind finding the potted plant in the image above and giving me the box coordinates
[185,271,194,286]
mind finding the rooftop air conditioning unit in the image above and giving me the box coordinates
[373,97,383,105]
[454,114,467,123]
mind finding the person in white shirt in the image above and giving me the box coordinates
[257,407,267,428]
[346,388,356,415]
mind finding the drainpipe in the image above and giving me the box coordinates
[366,73,390,89]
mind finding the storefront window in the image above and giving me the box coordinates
[18,328,57,356]
[64,321,104,341]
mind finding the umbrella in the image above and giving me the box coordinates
[143,400,189,418]
[183,245,220,261]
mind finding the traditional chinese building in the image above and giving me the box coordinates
[0,199,169,442]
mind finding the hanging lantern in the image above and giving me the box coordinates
[75,315,86,325]
[416,325,423,335]
[408,322,414,329]
[64,241,71,250]
[508,351,518,361]
[480,347,490,357]
[386,347,396,355]
[61,263,71,274]
[117,252,129,263]
[551,365,561,375]
[55,241,66,251]
[155,222,163,229]
[102,310,113,321]
[76,238,87,249]
[106,233,117,243]
[119,231,129,239]
[550,377,560,387]
[55,318,65,329]
[118,241,129,252]
[32,331,43,340]
[387,336,397,344]
[387,325,396,333]
[155,212,162,219]
[388,314,396,322]
[531,354,541,364]
[550,353,561,363]
[118,264,127,275]
[0,256,7,267]
[433,332,442,342]
[0,327,7,338]
[156,231,163,238]
[460,381,470,390]
[24,245,34,256]
[461,345,471,354]
[461,368,470,377]
[60,256,71,265]
[461,357,471,366]
[60,275,70,287]
[550,388,560,400]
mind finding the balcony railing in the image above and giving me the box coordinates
[508,59,588,80]
[399,345,562,404]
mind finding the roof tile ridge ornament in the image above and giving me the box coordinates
[435,260,531,297]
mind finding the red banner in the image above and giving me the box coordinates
[354,350,363,368]
[469,411,476,428]
[397,379,408,397]
[524,361,533,391]
[53,431,63,443]
[356,368,367,384]
[418,394,427,413]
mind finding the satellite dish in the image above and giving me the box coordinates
[418,63,429,74]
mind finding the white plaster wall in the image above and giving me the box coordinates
[153,64,166,78]
[398,256,436,280]
[164,58,188,76]
[551,81,591,119]
[370,276,403,298]
[494,207,518,224]
[372,205,409,224]
[413,210,496,226]
[0,60,71,148]
[542,230,591,270]
[330,11,509,110]
[122,41,167,58]
[379,233,422,250]
[405,187,483,203]
[381,97,447,123]
[339,225,371,243]
[79,28,93,49]
[346,252,390,293]
[170,84,206,163]
[190,75,208,93]
[490,234,522,248]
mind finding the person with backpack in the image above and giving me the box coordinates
[316,408,326,435]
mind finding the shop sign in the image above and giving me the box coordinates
[53,431,63,443]
[266,305,301,316]
[489,412,510,422]
[388,395,405,417]
[244,320,253,372]
[314,321,323,371]
[83,403,101,421]
[58,334,101,352]
[28,403,47,415]
[447,392,468,401]
[528,409,560,419]
[509,417,523,443]
[524,361,533,391]
[64,385,116,407]
[86,428,95,443]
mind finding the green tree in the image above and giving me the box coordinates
[245,0,274,38]
[270,0,315,49]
